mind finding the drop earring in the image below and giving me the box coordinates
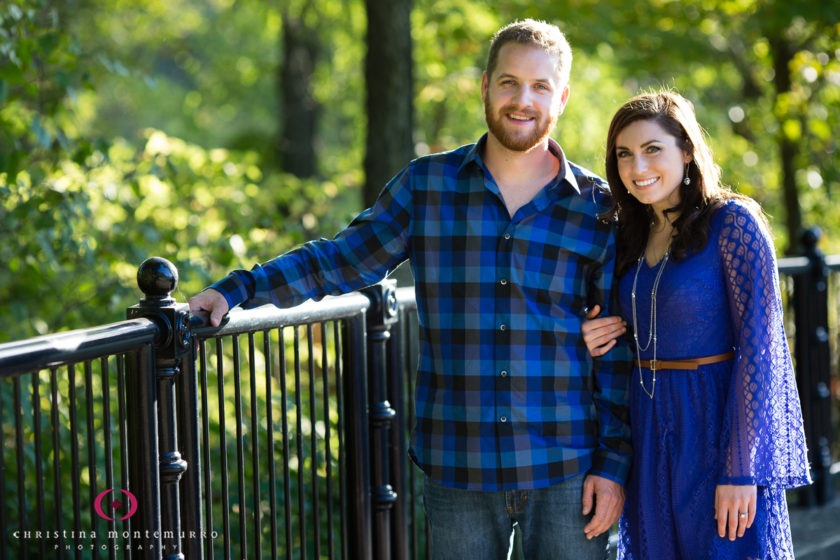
[683,162,691,186]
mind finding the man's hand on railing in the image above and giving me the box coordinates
[188,289,230,327]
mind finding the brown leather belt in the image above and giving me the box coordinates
[633,351,735,371]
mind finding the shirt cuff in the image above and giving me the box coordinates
[207,271,253,310]
[589,448,631,487]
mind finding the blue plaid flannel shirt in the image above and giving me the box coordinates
[209,134,632,491]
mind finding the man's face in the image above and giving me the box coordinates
[481,42,569,152]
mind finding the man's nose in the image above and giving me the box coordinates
[513,85,533,107]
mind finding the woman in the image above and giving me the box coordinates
[582,91,811,559]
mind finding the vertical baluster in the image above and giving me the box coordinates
[84,361,99,552]
[101,357,117,560]
[116,355,132,559]
[13,376,27,554]
[216,338,231,560]
[199,341,215,560]
[333,321,347,560]
[404,312,418,560]
[32,370,46,559]
[307,324,321,559]
[321,322,335,560]
[279,328,293,559]
[293,327,307,560]
[264,330,279,558]
[68,364,81,558]
[232,335,247,558]
[50,368,63,556]
[247,332,262,556]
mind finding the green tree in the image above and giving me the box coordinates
[520,0,840,253]
[279,2,322,177]
[362,0,414,207]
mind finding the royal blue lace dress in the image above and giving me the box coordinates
[615,199,811,559]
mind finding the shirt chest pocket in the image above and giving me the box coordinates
[509,224,601,313]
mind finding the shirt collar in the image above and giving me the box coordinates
[460,133,581,195]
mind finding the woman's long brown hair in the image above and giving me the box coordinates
[603,91,759,276]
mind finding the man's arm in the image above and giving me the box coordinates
[189,164,415,324]
[586,240,632,485]
[580,227,633,536]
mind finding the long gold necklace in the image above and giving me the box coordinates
[630,246,671,399]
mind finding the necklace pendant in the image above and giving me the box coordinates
[632,246,670,402]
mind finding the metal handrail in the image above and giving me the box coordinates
[0,319,159,378]
[190,293,372,339]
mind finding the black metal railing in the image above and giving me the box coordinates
[0,319,159,559]
[0,231,838,559]
[777,228,840,507]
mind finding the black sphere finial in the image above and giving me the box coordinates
[137,257,178,303]
[800,226,822,250]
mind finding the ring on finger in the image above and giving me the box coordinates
[738,512,747,519]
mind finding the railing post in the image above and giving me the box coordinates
[178,325,204,558]
[343,311,373,559]
[387,301,411,560]
[362,281,399,559]
[128,257,192,558]
[793,227,834,506]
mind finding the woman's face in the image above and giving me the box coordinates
[615,119,692,215]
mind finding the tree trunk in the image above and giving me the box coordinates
[770,36,802,254]
[363,0,414,208]
[278,13,319,177]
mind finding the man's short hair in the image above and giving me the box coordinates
[486,19,572,85]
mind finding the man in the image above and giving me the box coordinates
[190,19,631,559]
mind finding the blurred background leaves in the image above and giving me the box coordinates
[1,0,838,340]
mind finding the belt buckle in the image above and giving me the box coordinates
[649,359,657,371]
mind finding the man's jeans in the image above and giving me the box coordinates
[423,474,609,560]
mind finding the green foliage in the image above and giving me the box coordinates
[0,0,838,344]
[0,0,91,177]
[0,129,357,341]
[0,0,359,341]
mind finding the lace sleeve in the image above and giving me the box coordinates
[717,200,811,489]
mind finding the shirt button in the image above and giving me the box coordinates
[503,233,511,240]
[499,324,507,331]
[500,370,508,377]
[500,278,508,286]
[500,416,507,423]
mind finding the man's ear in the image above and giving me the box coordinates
[481,71,488,104]
[557,84,571,115]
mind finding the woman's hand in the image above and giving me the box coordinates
[581,305,627,357]
[714,484,757,541]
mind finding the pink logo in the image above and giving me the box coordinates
[94,489,138,521]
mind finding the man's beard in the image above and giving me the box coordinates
[484,100,557,152]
